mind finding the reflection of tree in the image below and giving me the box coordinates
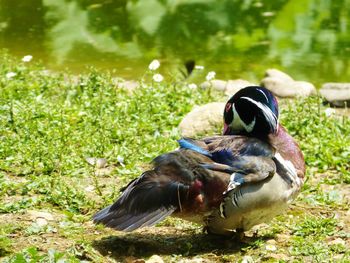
[268,0,350,79]
[0,0,349,80]
[0,0,46,56]
[44,0,142,64]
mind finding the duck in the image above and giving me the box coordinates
[93,86,305,236]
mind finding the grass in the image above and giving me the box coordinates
[0,51,349,262]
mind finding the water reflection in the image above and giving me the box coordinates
[0,0,349,84]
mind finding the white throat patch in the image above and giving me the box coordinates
[230,104,256,133]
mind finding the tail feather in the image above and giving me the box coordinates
[93,168,190,231]
[93,205,176,232]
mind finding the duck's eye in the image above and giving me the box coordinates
[225,103,232,113]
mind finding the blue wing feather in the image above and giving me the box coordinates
[177,138,212,157]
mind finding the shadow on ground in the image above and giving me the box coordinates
[92,227,265,260]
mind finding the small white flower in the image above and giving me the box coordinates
[195,65,205,70]
[262,11,275,17]
[265,244,277,251]
[117,155,124,164]
[6,72,17,79]
[188,83,198,89]
[324,108,336,117]
[206,71,216,81]
[154,130,160,137]
[22,55,33,62]
[153,73,164,82]
[148,59,160,70]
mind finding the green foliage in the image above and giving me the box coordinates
[2,246,83,263]
[0,52,214,214]
[281,96,350,179]
[292,215,337,237]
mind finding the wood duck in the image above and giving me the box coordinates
[93,86,305,236]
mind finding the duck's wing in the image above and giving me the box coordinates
[93,136,276,232]
[93,149,225,231]
[179,136,276,189]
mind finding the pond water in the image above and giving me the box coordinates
[1,0,349,85]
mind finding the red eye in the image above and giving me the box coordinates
[225,103,232,113]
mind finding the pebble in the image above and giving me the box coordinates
[28,210,54,221]
[265,244,277,251]
[115,79,139,93]
[145,255,164,263]
[328,238,346,246]
[36,218,48,227]
[241,255,254,263]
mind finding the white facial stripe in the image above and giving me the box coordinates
[257,89,269,102]
[245,117,256,132]
[240,97,278,129]
[231,104,255,132]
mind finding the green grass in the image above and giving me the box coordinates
[0,51,349,262]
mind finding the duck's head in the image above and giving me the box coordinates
[223,86,279,137]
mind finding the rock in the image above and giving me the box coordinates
[178,258,209,263]
[200,79,256,96]
[179,102,225,137]
[28,210,54,221]
[264,69,294,82]
[275,233,290,243]
[265,244,277,251]
[200,79,227,91]
[327,238,346,246]
[115,79,139,93]
[261,68,316,97]
[266,239,277,245]
[125,257,145,263]
[320,83,350,107]
[146,255,164,263]
[265,253,289,261]
[36,218,48,227]
[241,255,254,263]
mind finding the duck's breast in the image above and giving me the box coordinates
[206,172,296,234]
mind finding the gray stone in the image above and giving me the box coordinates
[261,71,316,97]
[241,256,254,263]
[264,68,294,82]
[146,255,164,263]
[179,102,225,137]
[115,79,139,93]
[36,218,48,227]
[200,79,227,91]
[28,210,54,221]
[320,83,350,107]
